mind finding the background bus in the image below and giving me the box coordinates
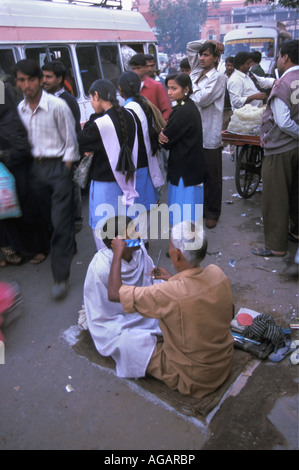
[0,0,158,124]
[219,22,292,76]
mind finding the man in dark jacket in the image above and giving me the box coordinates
[42,61,83,233]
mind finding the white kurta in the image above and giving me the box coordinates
[83,245,162,378]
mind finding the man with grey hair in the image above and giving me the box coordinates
[108,220,234,399]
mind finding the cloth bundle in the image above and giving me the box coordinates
[243,313,286,349]
[227,104,266,136]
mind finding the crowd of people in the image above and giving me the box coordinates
[0,38,298,399]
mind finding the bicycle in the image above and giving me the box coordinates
[222,131,263,199]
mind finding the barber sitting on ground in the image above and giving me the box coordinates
[108,220,234,399]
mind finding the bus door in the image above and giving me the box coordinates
[24,44,78,97]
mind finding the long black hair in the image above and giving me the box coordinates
[88,79,135,181]
[165,72,193,98]
[118,71,159,155]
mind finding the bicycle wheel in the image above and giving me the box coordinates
[235,145,261,198]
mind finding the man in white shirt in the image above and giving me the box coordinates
[187,40,226,229]
[227,51,275,111]
[14,59,79,300]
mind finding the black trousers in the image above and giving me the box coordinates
[203,147,223,221]
[31,158,75,282]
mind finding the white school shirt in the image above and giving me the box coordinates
[18,90,79,162]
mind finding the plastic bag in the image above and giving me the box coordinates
[0,162,22,219]
[73,154,93,189]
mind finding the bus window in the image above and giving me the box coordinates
[76,45,102,96]
[148,43,158,63]
[25,47,48,67]
[121,44,144,71]
[98,45,121,88]
[0,48,17,85]
[0,48,23,103]
[48,46,78,97]
[124,43,144,54]
[224,38,275,58]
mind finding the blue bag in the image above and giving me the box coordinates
[0,162,22,219]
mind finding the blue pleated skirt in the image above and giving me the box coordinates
[168,178,203,226]
[135,167,158,212]
[89,180,127,230]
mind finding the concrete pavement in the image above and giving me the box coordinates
[0,150,298,451]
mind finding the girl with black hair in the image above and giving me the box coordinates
[159,73,204,226]
[77,79,138,250]
[118,72,164,241]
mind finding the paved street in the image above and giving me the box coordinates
[0,150,298,451]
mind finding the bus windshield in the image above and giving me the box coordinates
[224,38,275,58]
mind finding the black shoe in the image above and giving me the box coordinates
[52,280,69,300]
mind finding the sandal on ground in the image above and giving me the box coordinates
[30,253,47,265]
[268,341,293,362]
[252,247,286,257]
[5,253,23,265]
[1,246,23,265]
[1,246,16,257]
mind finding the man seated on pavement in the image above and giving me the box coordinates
[108,220,234,399]
[83,216,162,379]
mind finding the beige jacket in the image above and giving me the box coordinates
[120,264,234,399]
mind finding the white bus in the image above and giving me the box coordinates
[220,22,292,76]
[0,0,158,124]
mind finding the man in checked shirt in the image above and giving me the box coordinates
[14,59,80,300]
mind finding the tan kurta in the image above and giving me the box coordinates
[120,264,234,399]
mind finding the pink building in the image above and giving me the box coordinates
[131,0,297,41]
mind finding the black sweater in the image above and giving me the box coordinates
[77,107,136,182]
[163,98,204,187]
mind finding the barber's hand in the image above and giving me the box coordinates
[159,129,169,145]
[111,236,126,257]
[149,266,172,281]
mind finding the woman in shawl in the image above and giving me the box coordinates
[118,71,164,244]
[77,79,138,250]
